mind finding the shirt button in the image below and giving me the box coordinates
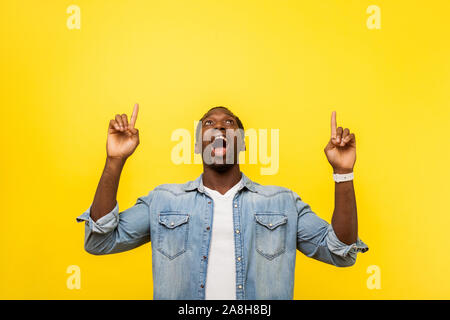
[208,201,211,204]
[203,256,207,260]
[237,257,241,261]
[238,285,242,289]
[234,204,238,208]
[170,222,174,226]
[268,223,273,227]
[235,229,240,234]
[200,284,204,288]
[206,226,210,231]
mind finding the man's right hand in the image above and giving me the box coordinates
[107,103,140,160]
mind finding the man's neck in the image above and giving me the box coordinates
[202,165,242,195]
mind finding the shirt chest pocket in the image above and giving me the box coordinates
[157,212,190,260]
[254,213,288,260]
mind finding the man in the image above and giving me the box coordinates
[77,104,368,300]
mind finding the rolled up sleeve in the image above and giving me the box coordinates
[326,225,369,260]
[76,202,119,234]
[76,192,153,255]
[293,191,368,267]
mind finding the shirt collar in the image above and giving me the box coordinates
[182,171,257,193]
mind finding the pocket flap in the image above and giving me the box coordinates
[255,214,287,230]
[158,213,189,228]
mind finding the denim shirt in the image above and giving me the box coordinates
[76,172,368,300]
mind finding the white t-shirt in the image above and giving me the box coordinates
[203,178,243,300]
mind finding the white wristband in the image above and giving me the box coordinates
[333,172,354,183]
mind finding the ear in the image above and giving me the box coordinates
[237,132,246,152]
[194,142,201,154]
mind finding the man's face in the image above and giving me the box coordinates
[197,109,244,170]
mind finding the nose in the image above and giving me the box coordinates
[213,122,225,132]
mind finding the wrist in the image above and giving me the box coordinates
[333,171,354,183]
[332,167,353,174]
[106,156,127,168]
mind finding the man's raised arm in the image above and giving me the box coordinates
[324,111,358,244]
[76,103,152,255]
[90,103,140,222]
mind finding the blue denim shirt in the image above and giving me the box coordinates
[76,172,368,300]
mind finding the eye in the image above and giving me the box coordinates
[225,119,234,125]
[203,120,213,126]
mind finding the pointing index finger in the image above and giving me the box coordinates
[130,103,139,128]
[331,111,337,138]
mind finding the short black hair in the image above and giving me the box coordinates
[195,106,244,145]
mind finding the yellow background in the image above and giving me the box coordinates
[1,0,449,299]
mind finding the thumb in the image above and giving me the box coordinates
[324,139,335,152]
[128,127,139,135]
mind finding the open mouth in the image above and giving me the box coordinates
[211,136,227,157]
